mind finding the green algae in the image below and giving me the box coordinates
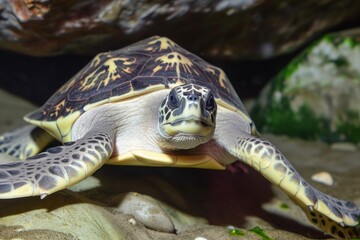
[249,226,273,240]
[228,228,245,236]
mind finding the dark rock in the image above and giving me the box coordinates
[1,0,360,59]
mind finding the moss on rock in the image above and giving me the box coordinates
[251,29,360,143]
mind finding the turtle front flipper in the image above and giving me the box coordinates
[222,135,360,239]
[0,125,54,160]
[0,127,115,199]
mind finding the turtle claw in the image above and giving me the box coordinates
[308,205,314,212]
[40,193,48,199]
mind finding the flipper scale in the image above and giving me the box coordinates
[0,127,115,199]
[231,136,360,239]
[0,125,53,160]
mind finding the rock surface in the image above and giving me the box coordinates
[1,1,360,59]
[110,192,176,233]
[251,29,360,143]
[0,191,126,240]
[0,89,359,239]
[0,89,36,133]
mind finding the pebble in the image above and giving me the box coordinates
[311,171,334,186]
[330,142,357,151]
[128,218,137,225]
[111,192,175,233]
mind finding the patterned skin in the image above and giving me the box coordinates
[0,36,358,239]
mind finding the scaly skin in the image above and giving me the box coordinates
[0,127,114,199]
[0,125,53,160]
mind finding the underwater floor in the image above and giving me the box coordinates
[0,89,359,240]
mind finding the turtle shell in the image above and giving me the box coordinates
[25,36,252,142]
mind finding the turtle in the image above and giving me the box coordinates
[0,36,359,239]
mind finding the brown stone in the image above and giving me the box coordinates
[1,0,360,59]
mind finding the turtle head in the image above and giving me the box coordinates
[158,84,217,150]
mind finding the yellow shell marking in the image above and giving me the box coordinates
[147,37,177,52]
[155,52,198,79]
[57,53,108,94]
[91,52,107,68]
[50,99,66,118]
[152,65,163,75]
[79,57,135,91]
[206,66,228,90]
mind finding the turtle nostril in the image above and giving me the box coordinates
[187,94,199,101]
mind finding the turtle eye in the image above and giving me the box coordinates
[168,91,179,109]
[205,93,215,111]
